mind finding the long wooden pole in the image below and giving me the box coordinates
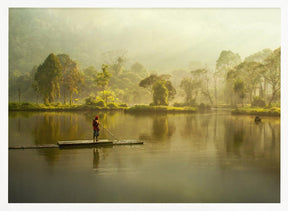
[100,125,120,141]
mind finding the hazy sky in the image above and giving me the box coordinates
[12,8,281,72]
[52,8,280,70]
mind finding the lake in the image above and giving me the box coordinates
[8,111,280,203]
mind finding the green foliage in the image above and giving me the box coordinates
[95,64,111,88]
[244,48,272,63]
[34,53,62,104]
[173,102,186,107]
[139,74,176,105]
[190,68,214,105]
[9,11,281,109]
[130,62,148,78]
[180,77,200,105]
[118,103,128,107]
[107,102,118,108]
[152,80,169,106]
[9,102,41,110]
[232,107,280,116]
[262,48,281,105]
[126,105,197,113]
[110,57,125,76]
[251,97,266,107]
[139,74,159,93]
[85,96,105,107]
[57,54,84,105]
[198,103,211,111]
[233,79,245,99]
[216,50,242,75]
[9,102,19,110]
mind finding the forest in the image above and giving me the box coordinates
[9,48,280,110]
[8,9,281,111]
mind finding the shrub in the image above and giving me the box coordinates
[107,102,117,108]
[252,97,266,107]
[173,102,186,107]
[95,100,105,107]
[21,102,40,109]
[50,102,62,107]
[9,102,19,110]
[118,103,128,107]
[199,103,205,110]
[85,96,97,105]
[85,97,105,107]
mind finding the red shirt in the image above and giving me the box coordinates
[92,120,100,131]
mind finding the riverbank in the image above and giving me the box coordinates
[8,102,126,112]
[9,102,280,116]
[9,102,198,113]
[125,105,197,113]
[231,107,280,116]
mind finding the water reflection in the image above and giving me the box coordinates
[138,114,176,141]
[152,115,175,139]
[222,117,280,163]
[93,148,100,169]
[9,112,280,202]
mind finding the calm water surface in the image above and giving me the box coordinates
[9,111,280,203]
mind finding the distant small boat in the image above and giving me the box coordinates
[255,116,261,122]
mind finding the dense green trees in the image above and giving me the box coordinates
[139,74,176,105]
[217,47,281,107]
[9,47,280,108]
[190,68,214,105]
[152,81,169,106]
[95,64,111,104]
[233,79,245,106]
[261,48,281,106]
[58,54,83,105]
[34,53,62,104]
[180,78,199,106]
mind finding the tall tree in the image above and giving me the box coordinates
[216,50,242,75]
[57,54,83,105]
[216,50,241,104]
[190,68,214,105]
[261,48,281,106]
[233,79,245,107]
[232,61,262,104]
[180,78,200,106]
[152,80,169,106]
[34,53,62,104]
[244,48,272,63]
[82,66,98,97]
[130,62,148,78]
[139,74,176,105]
[95,64,111,104]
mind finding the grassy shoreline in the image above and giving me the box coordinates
[8,102,126,112]
[231,107,280,116]
[9,102,280,116]
[9,102,198,113]
[125,105,197,113]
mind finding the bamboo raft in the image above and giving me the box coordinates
[9,139,143,150]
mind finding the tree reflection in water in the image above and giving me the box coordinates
[152,115,175,140]
[93,148,100,169]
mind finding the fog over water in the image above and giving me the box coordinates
[9,8,280,72]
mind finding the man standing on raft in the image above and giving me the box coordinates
[92,116,100,142]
